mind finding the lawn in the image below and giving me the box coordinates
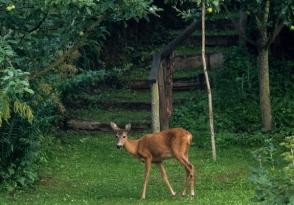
[0,130,257,205]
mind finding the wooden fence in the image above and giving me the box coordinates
[148,20,201,133]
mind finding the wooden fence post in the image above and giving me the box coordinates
[158,62,169,131]
[149,53,161,133]
[165,52,174,118]
[150,81,160,133]
[149,21,200,133]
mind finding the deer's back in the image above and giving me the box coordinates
[136,128,192,161]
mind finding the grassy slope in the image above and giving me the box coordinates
[0,131,256,205]
[67,89,201,124]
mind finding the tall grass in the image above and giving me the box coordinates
[0,131,256,205]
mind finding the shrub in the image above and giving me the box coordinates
[249,136,294,204]
[0,100,58,191]
[170,47,261,147]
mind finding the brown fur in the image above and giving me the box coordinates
[110,122,195,199]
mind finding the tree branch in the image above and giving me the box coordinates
[223,4,239,30]
[265,10,284,49]
[266,21,284,49]
[29,11,111,80]
[29,11,49,33]
[20,41,38,73]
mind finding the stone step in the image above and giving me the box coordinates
[124,75,207,90]
[174,52,223,70]
[184,34,239,46]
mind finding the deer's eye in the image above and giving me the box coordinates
[116,136,118,138]
[123,136,126,138]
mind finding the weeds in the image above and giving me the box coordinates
[249,136,294,204]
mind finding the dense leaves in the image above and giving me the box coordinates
[170,47,294,148]
[0,0,161,190]
[249,136,294,204]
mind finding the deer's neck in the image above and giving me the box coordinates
[124,138,139,156]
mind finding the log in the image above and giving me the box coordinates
[67,119,110,131]
[66,119,149,131]
[174,52,223,70]
[184,35,239,46]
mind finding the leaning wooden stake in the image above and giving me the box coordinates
[201,2,216,161]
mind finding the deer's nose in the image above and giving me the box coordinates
[117,145,123,149]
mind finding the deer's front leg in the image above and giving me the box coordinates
[155,162,176,197]
[141,158,152,199]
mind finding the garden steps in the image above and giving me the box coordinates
[66,14,239,130]
[66,119,149,131]
[125,75,206,90]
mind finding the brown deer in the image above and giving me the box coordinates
[110,122,195,199]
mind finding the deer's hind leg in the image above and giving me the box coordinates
[175,154,194,198]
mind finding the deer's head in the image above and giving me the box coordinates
[110,122,131,149]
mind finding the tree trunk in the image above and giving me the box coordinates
[202,2,216,161]
[258,48,273,132]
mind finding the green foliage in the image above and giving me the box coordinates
[238,0,294,27]
[270,60,294,131]
[170,0,225,20]
[57,66,132,107]
[171,47,294,148]
[0,115,40,191]
[0,0,163,190]
[0,99,60,191]
[170,47,262,147]
[213,47,261,133]
[249,136,294,204]
[58,70,106,103]
[0,32,34,126]
[170,96,210,148]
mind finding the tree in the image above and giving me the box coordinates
[0,0,161,190]
[0,0,161,124]
[166,0,221,160]
[168,0,294,132]
[201,1,216,161]
[237,0,293,132]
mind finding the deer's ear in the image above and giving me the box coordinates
[110,122,120,131]
[125,123,131,132]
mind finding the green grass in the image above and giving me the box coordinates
[0,131,256,205]
[93,88,151,103]
[67,89,204,124]
[169,29,238,38]
[174,44,236,56]
[69,107,152,124]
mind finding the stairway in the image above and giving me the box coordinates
[66,14,239,131]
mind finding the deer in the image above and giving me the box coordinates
[110,122,195,200]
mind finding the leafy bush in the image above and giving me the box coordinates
[249,136,294,204]
[0,100,58,191]
[170,96,210,148]
[213,47,260,133]
[57,66,131,108]
[170,47,262,147]
[0,0,164,192]
[270,60,294,131]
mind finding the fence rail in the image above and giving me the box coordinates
[148,20,201,133]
